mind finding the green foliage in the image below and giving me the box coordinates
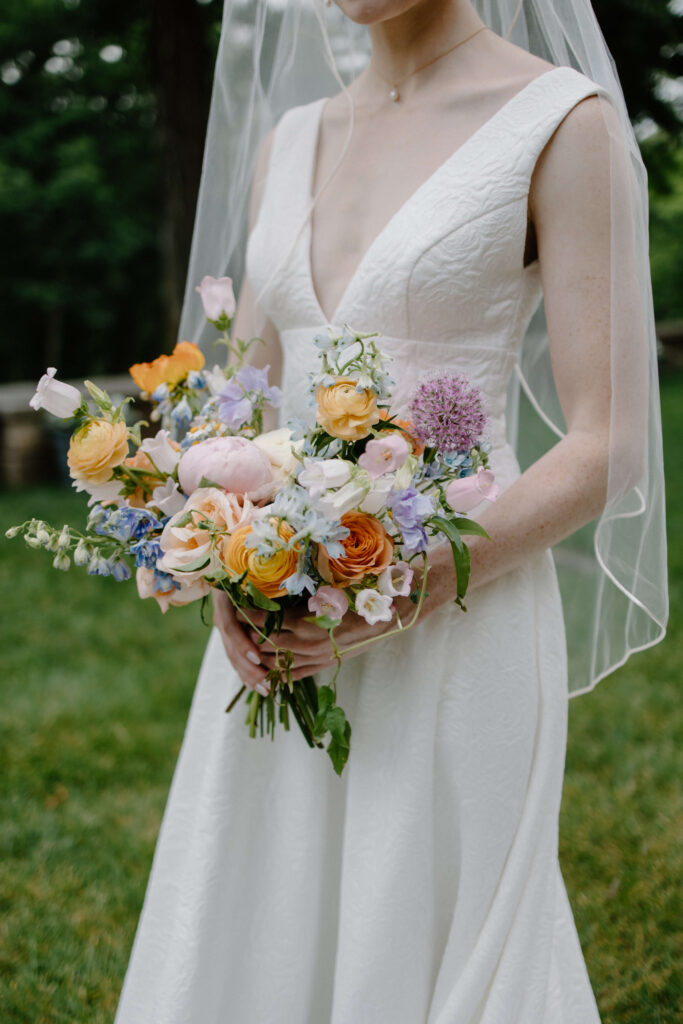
[0,0,165,381]
[648,144,683,321]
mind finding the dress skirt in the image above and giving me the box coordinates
[114,546,602,1024]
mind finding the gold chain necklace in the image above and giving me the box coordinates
[371,25,489,103]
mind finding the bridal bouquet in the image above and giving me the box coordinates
[7,276,499,774]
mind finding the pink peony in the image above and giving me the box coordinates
[195,275,236,322]
[358,434,410,478]
[307,585,349,621]
[445,468,499,513]
[136,566,210,613]
[177,435,273,501]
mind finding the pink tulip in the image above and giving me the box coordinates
[177,435,273,501]
[195,276,236,322]
[445,468,499,513]
[358,434,410,478]
[308,586,349,621]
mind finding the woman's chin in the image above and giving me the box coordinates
[335,0,421,27]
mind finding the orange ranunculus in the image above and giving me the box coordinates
[129,341,205,394]
[377,409,425,455]
[67,418,130,485]
[315,379,379,441]
[316,511,394,587]
[222,519,299,600]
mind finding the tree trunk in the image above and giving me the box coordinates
[149,0,210,348]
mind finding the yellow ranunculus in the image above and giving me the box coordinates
[129,341,205,394]
[67,419,130,485]
[222,520,298,599]
[315,378,379,441]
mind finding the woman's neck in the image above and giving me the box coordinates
[367,0,484,84]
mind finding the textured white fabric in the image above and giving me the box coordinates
[115,67,604,1023]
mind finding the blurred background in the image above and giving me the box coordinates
[0,1,681,1022]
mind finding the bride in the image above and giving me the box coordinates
[115,0,667,1021]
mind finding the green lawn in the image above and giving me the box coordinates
[1,373,681,1023]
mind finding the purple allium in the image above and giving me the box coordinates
[409,374,486,452]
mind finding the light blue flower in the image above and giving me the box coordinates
[171,396,193,430]
[130,537,163,568]
[111,559,132,581]
[186,370,206,390]
[151,382,170,402]
[284,569,317,596]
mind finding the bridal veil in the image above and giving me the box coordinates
[177,0,668,698]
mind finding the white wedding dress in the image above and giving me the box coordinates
[115,66,606,1023]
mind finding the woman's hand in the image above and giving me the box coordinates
[211,589,271,696]
[237,596,416,681]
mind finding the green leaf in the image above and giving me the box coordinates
[451,540,471,599]
[245,582,281,611]
[304,614,341,632]
[198,475,224,489]
[452,517,491,539]
[427,514,464,552]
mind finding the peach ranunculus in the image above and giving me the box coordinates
[129,341,205,394]
[316,511,394,587]
[136,566,210,613]
[121,449,160,508]
[315,379,379,441]
[67,418,130,486]
[222,519,299,600]
[157,488,255,584]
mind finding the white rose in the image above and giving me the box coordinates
[30,367,82,419]
[298,457,353,498]
[253,428,301,486]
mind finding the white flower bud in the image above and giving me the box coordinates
[53,551,71,571]
[57,526,70,549]
[73,541,91,566]
[4,525,21,538]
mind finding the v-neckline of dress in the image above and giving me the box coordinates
[304,64,566,326]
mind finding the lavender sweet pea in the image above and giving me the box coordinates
[387,487,435,554]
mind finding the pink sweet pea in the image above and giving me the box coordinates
[445,468,499,513]
[358,434,410,478]
[308,585,349,621]
[195,275,236,322]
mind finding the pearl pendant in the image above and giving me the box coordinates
[389,86,400,102]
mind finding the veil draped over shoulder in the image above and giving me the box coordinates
[178,0,668,698]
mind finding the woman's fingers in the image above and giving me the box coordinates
[212,591,268,688]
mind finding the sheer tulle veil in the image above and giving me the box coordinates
[178,0,668,698]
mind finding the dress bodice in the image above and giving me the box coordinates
[246,65,608,488]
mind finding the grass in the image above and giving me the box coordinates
[1,373,681,1023]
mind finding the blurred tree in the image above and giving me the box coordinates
[593,0,683,191]
[0,0,681,381]
[0,0,217,382]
